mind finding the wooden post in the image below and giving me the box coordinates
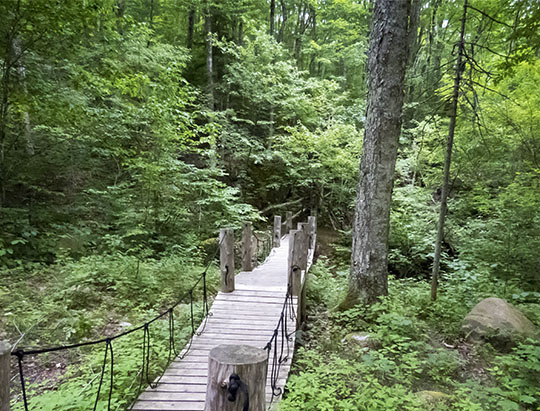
[273,216,281,248]
[307,215,317,250]
[297,223,308,271]
[205,344,268,411]
[220,229,235,293]
[300,274,308,326]
[0,341,10,411]
[285,211,293,234]
[241,222,253,271]
[288,230,303,296]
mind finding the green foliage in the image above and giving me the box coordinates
[1,254,219,345]
[1,0,539,408]
[285,261,540,410]
[3,253,219,410]
[388,184,438,278]
[282,349,423,411]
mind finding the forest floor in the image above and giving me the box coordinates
[277,235,540,410]
[3,233,540,410]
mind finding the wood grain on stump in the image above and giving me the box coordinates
[205,344,267,411]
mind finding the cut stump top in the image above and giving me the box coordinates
[209,344,267,365]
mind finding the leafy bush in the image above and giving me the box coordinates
[285,260,540,410]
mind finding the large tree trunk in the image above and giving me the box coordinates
[431,0,468,301]
[340,0,411,308]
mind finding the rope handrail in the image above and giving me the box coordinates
[262,283,297,409]
[11,235,224,411]
[252,230,272,265]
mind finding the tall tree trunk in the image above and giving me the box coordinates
[205,3,214,110]
[0,62,10,208]
[270,0,275,37]
[340,0,411,308]
[0,5,17,208]
[149,0,155,29]
[187,7,195,49]
[407,0,421,68]
[115,0,126,34]
[278,0,287,43]
[431,0,468,301]
[238,19,243,45]
[13,37,34,156]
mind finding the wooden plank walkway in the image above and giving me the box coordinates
[132,234,306,411]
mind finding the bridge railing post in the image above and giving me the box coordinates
[307,215,317,250]
[205,344,268,411]
[0,340,10,411]
[220,228,235,293]
[296,222,308,271]
[285,211,293,234]
[273,215,281,248]
[287,229,303,297]
[241,222,253,272]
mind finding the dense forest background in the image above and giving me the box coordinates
[1,0,539,409]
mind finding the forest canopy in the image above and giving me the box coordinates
[1,0,539,410]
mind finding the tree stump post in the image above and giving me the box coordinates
[285,211,293,234]
[307,215,317,250]
[220,229,235,292]
[205,344,268,411]
[288,229,303,296]
[0,341,10,411]
[273,216,281,248]
[296,223,308,271]
[241,222,253,272]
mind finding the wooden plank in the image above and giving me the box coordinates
[138,392,206,401]
[134,233,302,409]
[138,384,206,393]
[132,401,205,411]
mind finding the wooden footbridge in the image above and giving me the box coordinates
[2,213,316,411]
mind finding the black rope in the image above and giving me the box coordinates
[168,308,176,361]
[93,339,111,411]
[108,340,114,408]
[135,324,149,403]
[263,285,298,408]
[15,350,28,410]
[12,234,225,411]
[253,230,272,266]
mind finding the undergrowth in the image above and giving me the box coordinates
[281,259,540,411]
[1,253,219,410]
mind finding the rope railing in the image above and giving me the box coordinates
[253,230,272,266]
[263,284,297,410]
[6,214,316,410]
[10,236,223,411]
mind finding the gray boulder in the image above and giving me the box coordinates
[462,297,538,348]
[342,332,380,351]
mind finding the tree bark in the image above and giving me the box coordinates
[205,345,267,411]
[270,0,275,37]
[431,0,468,301]
[187,7,195,49]
[220,229,235,292]
[341,0,411,308]
[205,2,214,110]
[0,6,17,208]
[278,0,287,44]
[0,341,10,411]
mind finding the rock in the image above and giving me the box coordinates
[462,297,538,348]
[416,390,450,405]
[342,332,380,350]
